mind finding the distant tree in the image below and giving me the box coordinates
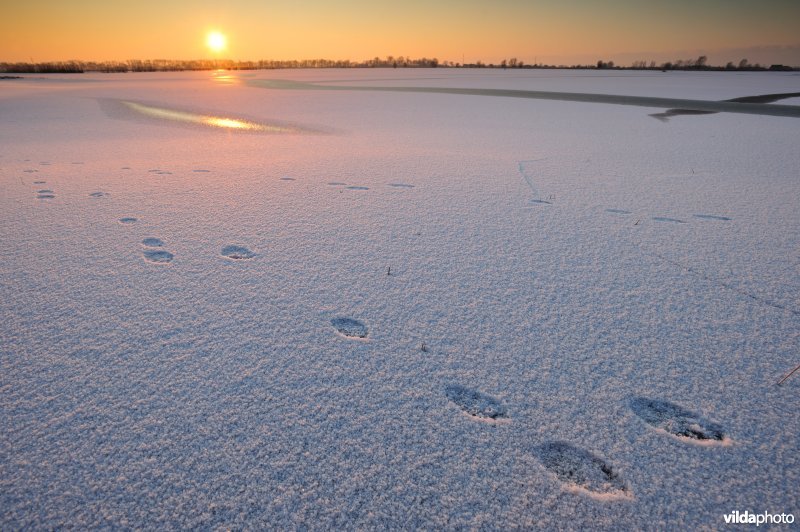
[739,58,749,69]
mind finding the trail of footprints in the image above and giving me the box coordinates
[28,166,283,265]
[29,166,415,266]
[521,164,732,224]
[437,384,727,499]
[26,162,731,501]
[326,312,728,499]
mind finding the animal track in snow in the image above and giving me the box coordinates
[279,177,295,181]
[221,245,256,260]
[330,317,368,338]
[652,217,686,224]
[606,208,632,215]
[37,191,55,199]
[328,182,347,186]
[534,442,630,499]
[119,217,137,224]
[192,169,210,173]
[142,237,164,248]
[529,199,552,205]
[693,214,732,221]
[630,397,727,444]
[346,186,369,191]
[33,181,46,184]
[389,183,415,188]
[23,169,37,173]
[444,385,508,421]
[143,250,174,264]
[89,191,110,197]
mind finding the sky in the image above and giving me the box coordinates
[2,0,799,66]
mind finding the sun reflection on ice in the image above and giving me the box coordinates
[121,100,300,133]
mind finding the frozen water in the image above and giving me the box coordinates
[1,69,798,529]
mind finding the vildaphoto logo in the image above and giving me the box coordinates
[723,510,795,526]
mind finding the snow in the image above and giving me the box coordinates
[1,69,799,528]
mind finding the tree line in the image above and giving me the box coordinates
[601,55,794,71]
[1,55,795,73]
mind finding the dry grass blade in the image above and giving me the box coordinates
[777,363,800,386]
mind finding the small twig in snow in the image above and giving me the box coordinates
[777,363,800,386]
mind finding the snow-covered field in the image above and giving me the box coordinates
[1,69,798,528]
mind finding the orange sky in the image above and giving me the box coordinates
[2,0,799,66]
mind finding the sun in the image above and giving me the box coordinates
[206,31,227,53]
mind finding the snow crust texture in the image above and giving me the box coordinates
[1,69,799,529]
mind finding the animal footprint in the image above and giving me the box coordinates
[630,397,727,444]
[652,217,686,224]
[89,191,109,198]
[33,181,46,184]
[389,183,415,188]
[192,169,210,173]
[693,214,731,221]
[535,442,630,499]
[142,237,164,247]
[36,189,55,199]
[328,182,347,186]
[529,199,552,205]
[279,177,295,181]
[330,317,368,339]
[444,384,508,421]
[119,217,137,224]
[606,208,632,215]
[346,186,369,190]
[221,245,256,260]
[143,250,174,264]
[141,238,173,264]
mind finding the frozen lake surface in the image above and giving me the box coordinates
[1,69,799,528]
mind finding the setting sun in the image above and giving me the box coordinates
[206,31,226,53]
